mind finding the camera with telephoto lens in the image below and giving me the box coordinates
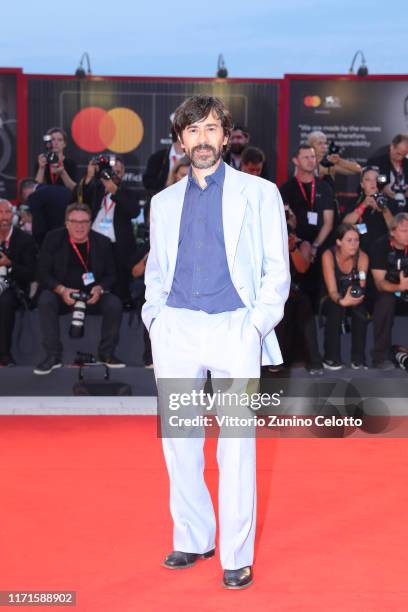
[338,269,365,299]
[42,134,59,165]
[385,251,408,301]
[69,290,91,338]
[392,345,408,371]
[371,174,388,210]
[0,244,10,297]
[92,154,116,180]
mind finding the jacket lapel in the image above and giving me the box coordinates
[165,176,188,281]
[222,164,247,273]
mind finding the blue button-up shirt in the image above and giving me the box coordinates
[167,162,244,313]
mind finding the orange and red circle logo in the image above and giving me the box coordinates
[71,106,144,153]
[303,96,321,108]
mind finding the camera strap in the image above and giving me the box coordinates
[295,177,315,209]
[0,226,13,250]
[69,238,90,272]
[102,194,116,216]
[49,160,63,184]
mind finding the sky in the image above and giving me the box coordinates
[2,1,408,78]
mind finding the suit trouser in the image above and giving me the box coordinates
[371,292,396,363]
[150,305,261,570]
[0,289,20,357]
[38,289,123,357]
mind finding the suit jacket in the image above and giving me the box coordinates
[142,164,290,365]
[37,228,116,292]
[82,180,139,270]
[28,184,74,246]
[4,227,37,290]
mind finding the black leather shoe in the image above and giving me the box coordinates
[98,354,126,368]
[223,566,253,589]
[0,354,16,367]
[163,549,215,569]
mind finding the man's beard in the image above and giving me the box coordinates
[187,144,223,169]
[229,142,246,155]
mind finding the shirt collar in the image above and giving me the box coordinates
[188,161,225,189]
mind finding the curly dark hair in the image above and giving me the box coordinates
[172,96,233,141]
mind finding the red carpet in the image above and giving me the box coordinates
[1,416,407,611]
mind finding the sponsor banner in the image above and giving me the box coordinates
[0,73,17,199]
[287,77,408,209]
[27,78,279,185]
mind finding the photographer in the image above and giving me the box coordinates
[81,155,140,302]
[307,131,362,190]
[34,127,77,191]
[274,205,323,374]
[322,224,369,370]
[343,166,393,252]
[368,134,408,214]
[370,213,408,370]
[0,199,37,366]
[35,203,124,375]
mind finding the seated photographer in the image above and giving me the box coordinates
[34,203,124,375]
[307,131,362,190]
[343,166,393,252]
[81,155,140,302]
[370,212,408,370]
[129,201,151,367]
[0,199,37,366]
[321,223,369,370]
[34,127,77,191]
[274,206,323,374]
[368,134,408,214]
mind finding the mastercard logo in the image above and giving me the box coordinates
[303,96,321,108]
[71,106,144,153]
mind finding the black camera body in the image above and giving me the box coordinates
[69,290,91,338]
[328,141,341,155]
[0,244,10,297]
[42,134,59,165]
[371,174,389,210]
[385,253,408,301]
[92,154,116,180]
[338,269,365,299]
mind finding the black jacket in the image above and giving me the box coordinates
[37,228,116,292]
[142,148,170,193]
[28,184,74,246]
[82,180,139,270]
[3,227,37,291]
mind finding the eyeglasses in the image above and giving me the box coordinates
[67,219,91,226]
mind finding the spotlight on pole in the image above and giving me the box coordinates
[75,52,92,78]
[349,50,368,77]
[216,54,228,79]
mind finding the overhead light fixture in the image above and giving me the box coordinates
[349,50,368,77]
[75,52,92,78]
[216,54,228,79]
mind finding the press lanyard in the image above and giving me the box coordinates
[390,240,408,257]
[49,160,63,184]
[1,227,13,249]
[69,238,90,272]
[103,194,115,215]
[296,177,315,210]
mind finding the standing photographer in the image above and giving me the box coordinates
[81,155,140,302]
[370,213,408,369]
[321,223,369,370]
[343,166,393,253]
[307,131,361,190]
[0,200,37,366]
[368,134,408,214]
[34,127,77,191]
[35,203,124,375]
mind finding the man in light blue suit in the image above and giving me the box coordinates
[142,96,290,589]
